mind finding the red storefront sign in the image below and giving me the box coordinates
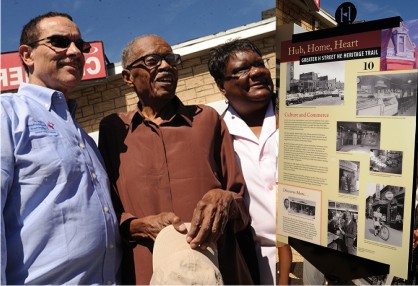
[0,41,107,92]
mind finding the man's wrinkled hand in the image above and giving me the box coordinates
[130,212,186,242]
[186,188,234,250]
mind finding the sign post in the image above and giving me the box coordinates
[277,12,418,283]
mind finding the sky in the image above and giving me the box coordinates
[1,0,417,64]
[1,0,274,63]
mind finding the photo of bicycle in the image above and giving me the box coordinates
[365,184,404,247]
[373,207,390,241]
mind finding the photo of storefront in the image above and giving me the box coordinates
[288,197,316,219]
[356,72,417,116]
[336,121,381,153]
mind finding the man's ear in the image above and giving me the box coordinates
[19,45,34,71]
[216,79,227,96]
[122,69,134,87]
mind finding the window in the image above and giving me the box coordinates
[398,35,405,53]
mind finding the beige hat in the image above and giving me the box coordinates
[150,223,224,285]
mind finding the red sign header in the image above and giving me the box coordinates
[0,41,107,92]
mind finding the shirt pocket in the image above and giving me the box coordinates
[18,135,70,185]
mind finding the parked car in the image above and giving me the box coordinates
[302,92,315,101]
[339,89,344,100]
[286,93,303,105]
[314,90,324,98]
[331,89,339,97]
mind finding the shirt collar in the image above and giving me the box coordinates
[224,100,276,137]
[18,82,57,111]
[17,82,77,116]
[131,96,193,131]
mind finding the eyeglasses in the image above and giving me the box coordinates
[27,35,91,54]
[224,58,270,81]
[126,54,181,70]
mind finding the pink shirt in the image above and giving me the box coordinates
[223,101,277,284]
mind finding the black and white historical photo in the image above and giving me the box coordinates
[327,201,358,255]
[370,149,403,175]
[365,184,405,247]
[288,197,316,219]
[336,121,381,153]
[356,72,417,116]
[286,61,345,106]
[338,160,360,196]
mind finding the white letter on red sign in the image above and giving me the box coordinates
[9,67,26,86]
[0,69,8,87]
[85,57,101,75]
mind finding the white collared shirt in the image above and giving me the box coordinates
[223,100,277,284]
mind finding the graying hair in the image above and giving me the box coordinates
[121,34,160,69]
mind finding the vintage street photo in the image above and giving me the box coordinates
[356,72,417,116]
[365,183,405,247]
[370,149,403,175]
[338,160,360,196]
[327,201,358,256]
[288,197,316,219]
[336,121,381,153]
[286,61,345,106]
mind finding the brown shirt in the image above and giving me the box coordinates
[99,98,257,285]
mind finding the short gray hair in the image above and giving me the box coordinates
[121,34,159,69]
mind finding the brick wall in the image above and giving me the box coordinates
[71,36,276,133]
[276,0,334,31]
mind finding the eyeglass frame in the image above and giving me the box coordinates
[223,58,270,81]
[126,53,182,70]
[27,35,91,54]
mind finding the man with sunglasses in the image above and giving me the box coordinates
[98,35,257,284]
[208,39,292,285]
[1,12,121,284]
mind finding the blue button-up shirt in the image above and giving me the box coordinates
[1,83,121,285]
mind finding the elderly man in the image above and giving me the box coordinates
[98,35,257,285]
[208,38,292,285]
[1,12,121,284]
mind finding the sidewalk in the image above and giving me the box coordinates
[278,247,304,285]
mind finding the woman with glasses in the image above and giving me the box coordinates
[208,39,292,285]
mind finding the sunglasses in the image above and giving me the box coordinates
[28,35,91,54]
[126,54,181,70]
